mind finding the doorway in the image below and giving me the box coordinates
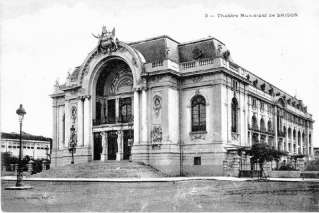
[123,130,133,160]
[107,131,118,160]
[93,133,102,160]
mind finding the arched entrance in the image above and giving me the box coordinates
[92,59,134,161]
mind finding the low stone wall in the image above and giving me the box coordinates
[269,170,301,178]
[301,171,319,178]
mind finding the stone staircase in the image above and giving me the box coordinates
[33,160,166,178]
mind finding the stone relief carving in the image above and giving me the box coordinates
[153,95,162,117]
[151,125,162,145]
[190,132,206,140]
[231,132,239,141]
[71,106,77,123]
[192,75,203,83]
[192,47,203,60]
[153,75,162,83]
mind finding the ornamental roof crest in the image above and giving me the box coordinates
[92,26,119,54]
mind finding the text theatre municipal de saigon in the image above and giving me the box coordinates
[50,27,314,176]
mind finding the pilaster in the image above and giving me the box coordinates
[141,89,148,143]
[83,95,91,147]
[133,90,140,144]
[100,132,107,161]
[116,130,123,161]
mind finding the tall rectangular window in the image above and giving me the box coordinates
[119,97,132,123]
[107,99,116,123]
[191,95,206,132]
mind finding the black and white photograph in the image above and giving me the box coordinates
[1,0,319,211]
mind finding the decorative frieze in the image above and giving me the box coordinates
[190,131,207,140]
[153,95,162,117]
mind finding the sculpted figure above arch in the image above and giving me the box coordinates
[92,26,119,54]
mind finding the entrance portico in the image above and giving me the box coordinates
[94,126,133,161]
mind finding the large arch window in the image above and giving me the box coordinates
[288,127,292,139]
[191,95,206,132]
[231,97,238,133]
[267,120,272,132]
[252,115,258,130]
[298,131,301,146]
[260,118,266,132]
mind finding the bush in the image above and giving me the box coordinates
[32,159,43,174]
[305,159,319,171]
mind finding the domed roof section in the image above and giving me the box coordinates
[129,35,179,63]
[128,35,232,64]
[178,37,232,63]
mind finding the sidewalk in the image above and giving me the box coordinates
[2,176,319,182]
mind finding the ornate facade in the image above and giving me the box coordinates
[51,28,314,176]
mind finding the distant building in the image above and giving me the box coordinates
[51,28,314,176]
[0,132,52,160]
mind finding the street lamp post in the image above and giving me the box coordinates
[69,125,76,164]
[5,104,32,190]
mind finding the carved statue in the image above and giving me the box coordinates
[92,26,119,54]
[54,79,60,91]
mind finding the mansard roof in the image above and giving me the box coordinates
[129,35,179,63]
[128,35,228,63]
[63,33,310,116]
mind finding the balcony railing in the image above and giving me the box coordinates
[93,115,134,126]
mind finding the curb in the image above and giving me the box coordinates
[2,176,319,183]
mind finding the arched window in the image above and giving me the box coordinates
[268,120,272,132]
[191,95,206,132]
[231,97,238,133]
[96,101,102,122]
[252,115,258,130]
[283,126,287,137]
[119,97,132,123]
[288,127,292,139]
[298,131,301,146]
[293,129,296,140]
[260,118,265,132]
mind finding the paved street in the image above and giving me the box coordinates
[2,180,319,212]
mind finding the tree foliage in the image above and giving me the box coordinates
[245,143,287,178]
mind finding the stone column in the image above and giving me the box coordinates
[100,132,108,161]
[52,102,58,157]
[285,129,289,152]
[83,96,91,147]
[115,98,120,122]
[300,132,304,155]
[64,101,70,148]
[274,107,278,149]
[78,97,84,146]
[141,89,148,143]
[116,131,123,161]
[305,132,309,156]
[133,90,140,144]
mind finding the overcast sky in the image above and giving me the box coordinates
[0,0,318,146]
